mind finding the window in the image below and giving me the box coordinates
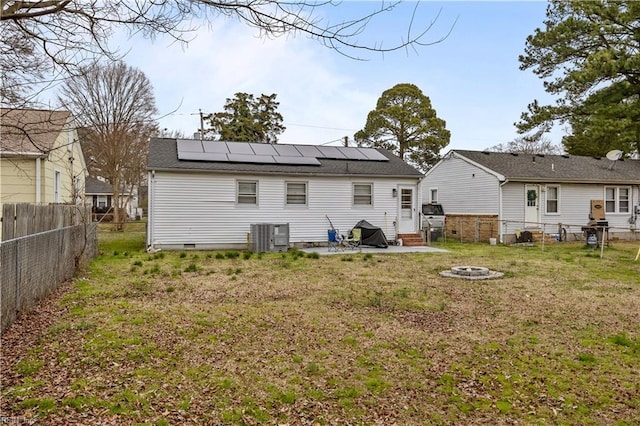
[546,185,559,214]
[605,186,631,213]
[286,182,307,205]
[237,181,257,205]
[430,188,438,203]
[54,170,61,203]
[353,183,372,206]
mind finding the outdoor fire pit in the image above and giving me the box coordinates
[440,266,504,280]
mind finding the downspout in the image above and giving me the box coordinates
[147,170,154,249]
[499,179,509,243]
[35,157,42,204]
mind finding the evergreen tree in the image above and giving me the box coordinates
[205,93,285,143]
[354,83,450,171]
[518,0,640,156]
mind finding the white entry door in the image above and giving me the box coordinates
[524,184,539,227]
[398,186,416,233]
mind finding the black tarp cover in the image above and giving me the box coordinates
[351,220,389,248]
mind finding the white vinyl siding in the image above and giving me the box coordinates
[546,185,559,214]
[353,183,372,206]
[147,172,419,249]
[421,155,500,214]
[605,186,630,214]
[237,180,257,205]
[286,182,307,206]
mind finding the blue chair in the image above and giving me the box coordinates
[328,229,344,252]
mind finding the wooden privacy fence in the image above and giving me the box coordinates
[1,203,91,241]
[0,222,97,333]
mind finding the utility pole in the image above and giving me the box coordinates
[199,109,204,141]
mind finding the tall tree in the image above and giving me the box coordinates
[58,62,158,229]
[2,1,452,107]
[205,93,285,143]
[517,0,640,157]
[354,83,450,172]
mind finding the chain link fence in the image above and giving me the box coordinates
[1,223,97,333]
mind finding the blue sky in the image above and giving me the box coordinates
[108,1,558,151]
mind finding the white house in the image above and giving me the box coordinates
[422,150,640,243]
[146,138,424,250]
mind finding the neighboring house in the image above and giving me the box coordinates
[85,176,113,216]
[85,176,143,221]
[1,108,87,207]
[147,138,423,250]
[422,150,640,243]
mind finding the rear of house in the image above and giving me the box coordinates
[422,150,640,243]
[147,138,423,250]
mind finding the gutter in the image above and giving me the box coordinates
[0,151,47,159]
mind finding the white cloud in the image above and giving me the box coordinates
[112,20,375,145]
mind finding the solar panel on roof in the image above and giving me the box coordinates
[202,141,230,153]
[273,156,321,165]
[274,144,302,156]
[178,151,228,162]
[227,142,254,154]
[296,145,323,157]
[249,143,279,156]
[175,139,387,165]
[339,147,368,160]
[317,146,347,159]
[177,139,204,153]
[227,154,277,164]
[358,148,388,161]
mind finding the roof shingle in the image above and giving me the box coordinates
[453,150,640,184]
[1,108,71,155]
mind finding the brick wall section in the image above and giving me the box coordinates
[445,214,499,243]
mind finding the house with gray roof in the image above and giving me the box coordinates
[147,138,424,250]
[422,150,640,242]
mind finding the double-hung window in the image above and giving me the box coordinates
[286,182,307,205]
[605,186,630,214]
[353,183,372,206]
[238,181,257,205]
[545,185,559,214]
[430,188,438,203]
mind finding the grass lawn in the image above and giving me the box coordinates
[1,227,639,425]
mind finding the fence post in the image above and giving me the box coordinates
[2,204,16,241]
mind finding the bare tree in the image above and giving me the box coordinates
[487,135,563,155]
[58,62,158,230]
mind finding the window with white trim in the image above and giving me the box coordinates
[237,181,257,205]
[286,182,307,205]
[605,186,630,213]
[546,185,559,214]
[54,170,61,203]
[430,188,438,203]
[353,183,372,206]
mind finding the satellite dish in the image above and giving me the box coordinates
[606,150,623,161]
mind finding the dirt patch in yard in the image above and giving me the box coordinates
[2,242,640,425]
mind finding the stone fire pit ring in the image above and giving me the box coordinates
[440,265,504,280]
